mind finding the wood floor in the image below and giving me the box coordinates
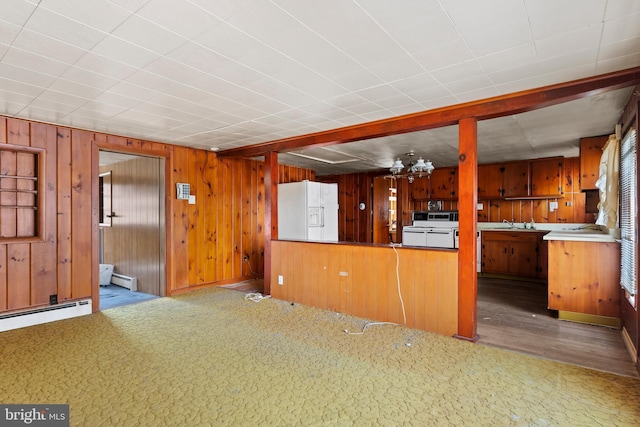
[477,276,638,378]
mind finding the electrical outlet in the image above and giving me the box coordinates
[278,275,284,285]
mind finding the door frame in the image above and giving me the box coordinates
[91,142,170,312]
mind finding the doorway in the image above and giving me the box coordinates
[98,150,166,309]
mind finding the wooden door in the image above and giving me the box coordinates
[429,167,457,199]
[372,177,390,244]
[530,158,562,196]
[579,136,608,190]
[502,161,529,198]
[478,164,504,199]
[537,235,548,279]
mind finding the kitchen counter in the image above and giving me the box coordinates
[543,229,616,243]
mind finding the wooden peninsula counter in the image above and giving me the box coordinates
[270,240,458,336]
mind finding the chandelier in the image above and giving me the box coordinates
[387,153,434,183]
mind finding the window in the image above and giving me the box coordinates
[620,127,637,304]
[0,144,42,239]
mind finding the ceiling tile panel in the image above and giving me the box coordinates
[22,7,108,50]
[111,15,188,56]
[525,0,606,39]
[11,29,87,65]
[601,12,640,44]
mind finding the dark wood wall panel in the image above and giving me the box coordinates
[318,172,371,243]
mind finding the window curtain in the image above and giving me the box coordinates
[595,134,620,229]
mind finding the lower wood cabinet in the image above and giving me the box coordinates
[481,231,547,278]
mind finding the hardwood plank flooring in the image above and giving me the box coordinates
[477,276,638,378]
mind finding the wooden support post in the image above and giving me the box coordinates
[456,117,479,342]
[263,152,278,295]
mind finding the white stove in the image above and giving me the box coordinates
[402,211,459,249]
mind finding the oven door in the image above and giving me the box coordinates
[402,227,428,247]
[426,228,455,248]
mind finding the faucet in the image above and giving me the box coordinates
[503,218,515,228]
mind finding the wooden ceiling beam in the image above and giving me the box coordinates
[218,66,640,158]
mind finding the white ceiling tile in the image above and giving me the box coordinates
[412,38,474,71]
[443,75,494,95]
[331,69,384,92]
[477,43,538,74]
[11,29,87,65]
[596,52,640,74]
[74,52,137,80]
[535,26,603,60]
[111,15,188,56]
[488,62,543,86]
[0,62,55,88]
[599,36,640,61]
[525,0,606,39]
[538,50,598,76]
[0,1,38,26]
[0,19,22,44]
[494,76,546,95]
[59,66,119,91]
[92,36,161,69]
[2,47,70,77]
[604,0,640,20]
[137,0,221,39]
[38,0,131,33]
[23,6,107,50]
[430,60,485,84]
[72,103,129,118]
[455,87,500,103]
[601,12,640,45]
[107,81,160,102]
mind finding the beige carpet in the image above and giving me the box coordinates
[1,287,639,426]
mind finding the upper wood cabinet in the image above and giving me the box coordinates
[499,158,563,198]
[409,176,429,199]
[530,158,563,196]
[429,167,457,199]
[502,161,529,198]
[579,136,608,190]
[477,164,504,198]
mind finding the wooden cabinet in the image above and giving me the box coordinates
[477,164,504,198]
[548,240,620,318]
[502,162,529,198]
[530,158,563,196]
[410,168,457,200]
[410,176,429,199]
[579,136,608,190]
[429,167,457,199]
[482,231,547,278]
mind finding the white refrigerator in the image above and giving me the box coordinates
[278,180,338,242]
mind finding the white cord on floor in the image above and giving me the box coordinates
[392,245,407,326]
[244,292,271,303]
[343,321,399,335]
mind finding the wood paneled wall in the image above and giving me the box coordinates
[318,172,372,242]
[100,156,163,296]
[271,241,459,336]
[0,115,315,314]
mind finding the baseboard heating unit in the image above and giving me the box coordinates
[0,299,92,332]
[110,273,137,291]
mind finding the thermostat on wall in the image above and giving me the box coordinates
[176,183,190,200]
